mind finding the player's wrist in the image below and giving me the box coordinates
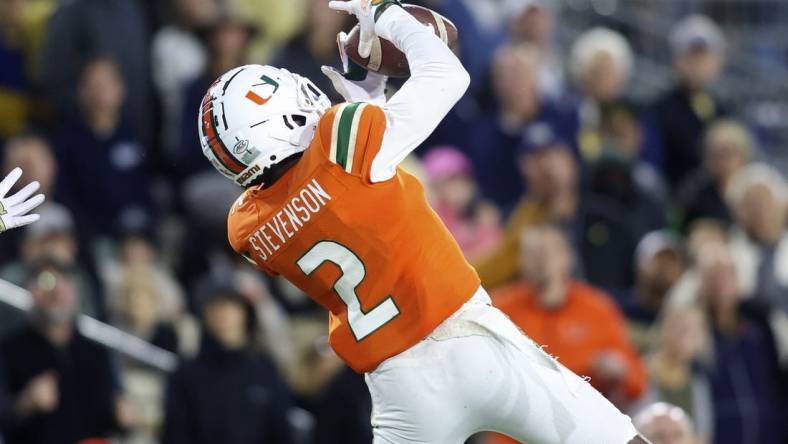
[345,58,369,81]
[373,2,410,41]
[372,0,402,22]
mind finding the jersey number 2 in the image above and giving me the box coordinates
[297,241,400,341]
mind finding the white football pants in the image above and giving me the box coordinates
[364,287,638,444]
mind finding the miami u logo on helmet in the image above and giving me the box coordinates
[245,75,280,106]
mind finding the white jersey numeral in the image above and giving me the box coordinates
[297,241,400,341]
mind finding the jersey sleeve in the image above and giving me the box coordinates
[316,103,387,184]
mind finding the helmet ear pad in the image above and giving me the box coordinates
[198,65,331,187]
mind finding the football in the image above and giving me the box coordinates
[345,4,459,78]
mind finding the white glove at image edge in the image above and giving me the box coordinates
[0,167,45,233]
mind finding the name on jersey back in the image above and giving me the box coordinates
[248,178,332,262]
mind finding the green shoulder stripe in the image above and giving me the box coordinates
[330,102,367,172]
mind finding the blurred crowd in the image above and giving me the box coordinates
[0,0,787,443]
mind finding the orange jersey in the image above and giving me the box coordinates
[228,103,480,372]
[493,280,648,400]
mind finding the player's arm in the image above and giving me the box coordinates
[328,1,470,183]
[372,3,470,182]
[0,168,45,234]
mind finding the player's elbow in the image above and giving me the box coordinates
[444,63,470,102]
[456,65,471,94]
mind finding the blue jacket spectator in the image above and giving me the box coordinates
[54,58,153,242]
[466,44,578,211]
[704,321,786,444]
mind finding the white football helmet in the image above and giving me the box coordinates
[198,65,331,187]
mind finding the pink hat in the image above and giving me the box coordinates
[423,146,473,183]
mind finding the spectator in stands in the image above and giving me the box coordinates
[595,101,668,204]
[569,27,634,162]
[621,231,686,352]
[507,0,564,100]
[581,102,669,292]
[436,0,507,95]
[726,163,788,312]
[0,135,57,265]
[152,0,218,154]
[466,43,578,210]
[469,43,542,207]
[298,332,372,444]
[646,306,711,440]
[174,176,246,297]
[313,365,373,444]
[272,0,353,103]
[0,259,131,444]
[102,233,187,329]
[54,56,154,244]
[162,287,292,444]
[695,242,787,444]
[111,266,180,353]
[423,146,501,262]
[678,119,754,229]
[230,265,294,370]
[0,204,98,336]
[42,0,152,143]
[493,225,647,406]
[665,219,729,309]
[653,15,727,187]
[633,403,699,444]
[686,219,728,264]
[474,124,580,289]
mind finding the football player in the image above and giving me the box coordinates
[0,168,44,234]
[199,0,649,442]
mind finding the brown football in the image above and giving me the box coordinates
[345,4,459,78]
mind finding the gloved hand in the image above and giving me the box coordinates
[328,0,402,58]
[0,167,45,233]
[321,31,387,105]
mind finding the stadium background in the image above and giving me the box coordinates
[0,0,787,443]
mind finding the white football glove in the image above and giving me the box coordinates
[328,0,403,58]
[0,168,45,233]
[321,31,387,105]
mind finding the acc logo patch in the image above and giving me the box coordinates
[233,139,251,155]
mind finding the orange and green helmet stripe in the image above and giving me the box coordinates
[200,90,246,175]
